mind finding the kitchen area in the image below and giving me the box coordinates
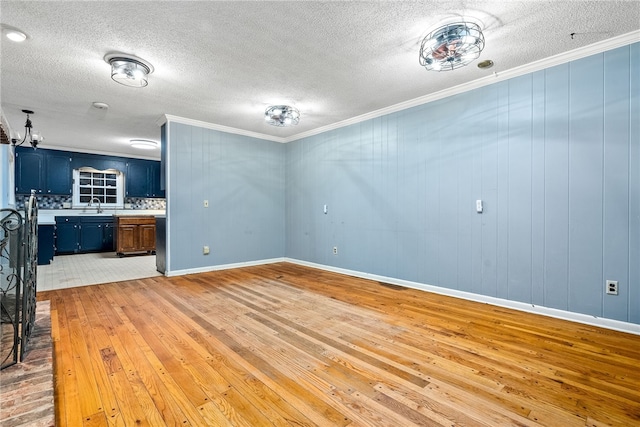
[13,145,166,290]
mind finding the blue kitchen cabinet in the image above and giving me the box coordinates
[126,159,164,198]
[55,217,80,254]
[15,147,163,198]
[125,159,149,197]
[15,149,44,194]
[72,153,126,173]
[102,221,114,251]
[55,216,114,254]
[151,161,164,198]
[80,221,104,252]
[15,147,73,195]
[37,224,55,265]
[46,152,73,195]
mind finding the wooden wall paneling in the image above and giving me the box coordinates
[629,42,640,325]
[568,53,605,316]
[543,63,571,311]
[506,75,534,303]
[602,46,631,321]
[531,69,547,306]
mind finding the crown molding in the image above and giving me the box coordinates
[159,30,639,144]
[160,114,287,143]
[283,30,640,143]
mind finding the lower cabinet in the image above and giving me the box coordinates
[55,217,80,254]
[55,216,114,254]
[38,225,55,265]
[115,216,156,256]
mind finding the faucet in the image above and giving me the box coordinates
[88,197,103,213]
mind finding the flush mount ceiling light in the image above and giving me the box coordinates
[419,22,485,72]
[104,53,154,88]
[11,109,43,149]
[264,105,300,127]
[5,29,27,42]
[92,101,109,110]
[130,139,159,150]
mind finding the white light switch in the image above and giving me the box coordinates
[323,204,328,214]
[476,199,483,213]
[204,200,209,208]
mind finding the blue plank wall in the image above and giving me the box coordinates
[0,145,9,208]
[167,122,285,273]
[286,43,640,324]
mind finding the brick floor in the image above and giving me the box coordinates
[0,300,54,427]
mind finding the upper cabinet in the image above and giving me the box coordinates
[15,147,72,195]
[15,149,44,194]
[46,151,73,194]
[126,159,164,198]
[14,147,163,198]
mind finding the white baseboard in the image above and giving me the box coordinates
[284,258,640,336]
[165,257,286,277]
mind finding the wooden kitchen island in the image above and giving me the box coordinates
[114,215,156,257]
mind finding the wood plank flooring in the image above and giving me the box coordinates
[37,262,640,426]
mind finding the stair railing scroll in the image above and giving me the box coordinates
[0,190,38,369]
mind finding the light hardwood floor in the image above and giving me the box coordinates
[38,262,640,426]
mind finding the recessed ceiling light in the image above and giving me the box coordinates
[130,139,159,150]
[5,29,27,42]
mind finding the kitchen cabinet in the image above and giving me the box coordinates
[115,216,156,256]
[55,217,80,254]
[72,153,126,173]
[55,216,114,254]
[46,152,73,194]
[15,147,72,195]
[15,149,44,194]
[126,159,164,198]
[155,216,166,273]
[15,147,164,199]
[37,224,55,265]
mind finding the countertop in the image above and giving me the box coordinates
[38,209,166,225]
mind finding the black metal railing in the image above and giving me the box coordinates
[1,191,38,369]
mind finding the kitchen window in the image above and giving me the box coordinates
[72,168,124,208]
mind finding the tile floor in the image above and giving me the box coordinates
[37,252,162,291]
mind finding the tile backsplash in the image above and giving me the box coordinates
[15,195,166,210]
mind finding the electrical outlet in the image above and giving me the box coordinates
[606,280,618,295]
[203,245,210,255]
[333,246,338,255]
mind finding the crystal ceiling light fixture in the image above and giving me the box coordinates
[130,139,159,150]
[419,22,485,71]
[11,109,43,149]
[265,105,300,127]
[104,53,154,88]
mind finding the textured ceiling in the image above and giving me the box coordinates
[1,1,639,159]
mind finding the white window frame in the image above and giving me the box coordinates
[72,168,124,209]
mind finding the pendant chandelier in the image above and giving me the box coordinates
[264,105,300,127]
[11,110,43,149]
[419,22,485,71]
